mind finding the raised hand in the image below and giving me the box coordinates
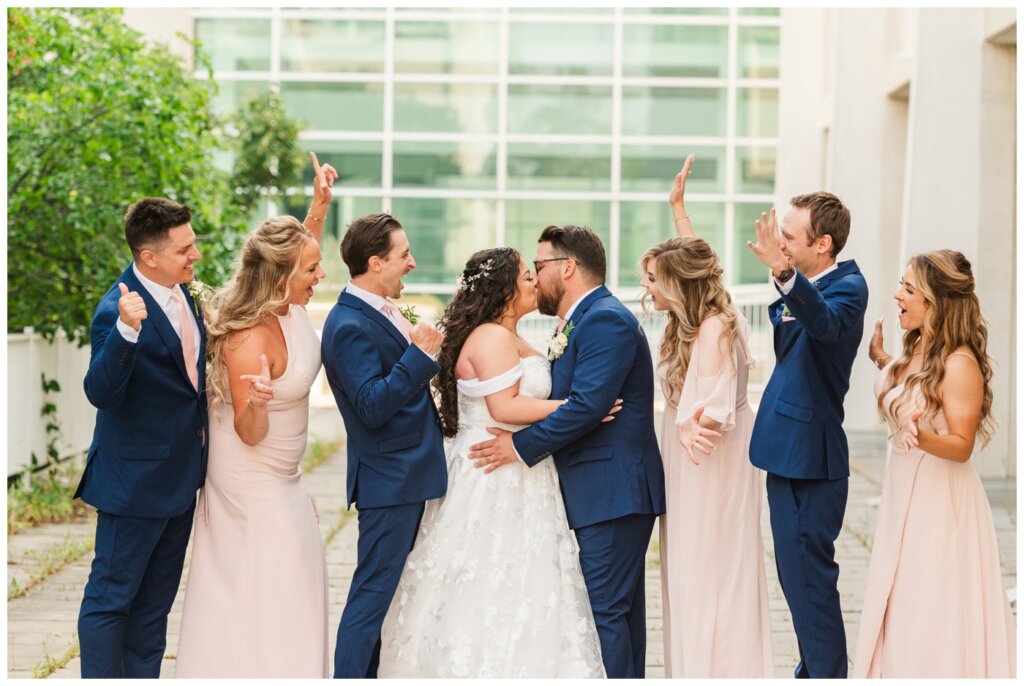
[670,154,695,238]
[746,208,789,274]
[869,317,889,369]
[309,151,338,207]
[601,397,623,423]
[902,409,922,452]
[117,282,148,331]
[410,322,444,357]
[676,406,722,466]
[240,353,275,409]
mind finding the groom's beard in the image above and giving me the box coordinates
[537,280,564,317]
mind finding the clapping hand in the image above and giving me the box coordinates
[902,410,922,452]
[869,317,889,369]
[310,151,338,206]
[240,354,275,408]
[676,407,722,466]
[746,208,789,273]
[117,283,147,331]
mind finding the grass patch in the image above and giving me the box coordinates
[7,462,91,535]
[9,533,95,600]
[301,436,342,474]
[32,636,80,679]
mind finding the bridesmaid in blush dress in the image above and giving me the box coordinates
[639,155,773,678]
[854,250,1015,678]
[175,155,337,677]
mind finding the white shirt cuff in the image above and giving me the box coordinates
[775,270,798,295]
[116,317,140,343]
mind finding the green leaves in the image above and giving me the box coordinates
[7,8,306,345]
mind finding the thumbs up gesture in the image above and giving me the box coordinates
[240,354,275,408]
[117,283,148,331]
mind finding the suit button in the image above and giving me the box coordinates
[196,429,202,437]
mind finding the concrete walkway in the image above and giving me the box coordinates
[6,410,1016,678]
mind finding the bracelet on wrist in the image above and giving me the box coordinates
[672,214,690,222]
[306,214,324,222]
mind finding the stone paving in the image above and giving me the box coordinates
[6,409,1017,678]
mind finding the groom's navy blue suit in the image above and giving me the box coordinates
[513,286,665,678]
[76,264,208,678]
[321,289,447,678]
[749,260,868,678]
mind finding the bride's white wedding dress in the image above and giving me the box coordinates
[378,355,605,678]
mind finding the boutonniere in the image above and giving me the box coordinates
[779,302,792,318]
[547,322,575,362]
[398,304,420,325]
[185,280,211,318]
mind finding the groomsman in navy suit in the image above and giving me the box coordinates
[76,198,208,677]
[321,213,447,678]
[469,225,665,678]
[746,193,868,678]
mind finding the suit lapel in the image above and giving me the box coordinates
[339,290,409,349]
[123,267,194,389]
[551,286,610,370]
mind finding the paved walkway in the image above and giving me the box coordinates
[7,410,1017,678]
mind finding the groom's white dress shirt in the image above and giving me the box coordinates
[775,262,839,294]
[346,280,435,361]
[116,264,201,368]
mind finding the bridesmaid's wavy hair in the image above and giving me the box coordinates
[877,250,995,446]
[206,216,314,411]
[434,247,522,438]
[640,237,739,399]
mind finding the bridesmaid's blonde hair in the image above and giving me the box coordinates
[206,216,314,410]
[877,249,995,447]
[640,237,739,399]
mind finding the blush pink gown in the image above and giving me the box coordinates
[657,313,773,678]
[852,354,1016,678]
[176,305,329,677]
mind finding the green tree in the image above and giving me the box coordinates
[7,8,305,344]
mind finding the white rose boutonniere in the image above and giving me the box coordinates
[547,322,575,362]
[185,280,211,318]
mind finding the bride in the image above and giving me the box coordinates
[377,247,611,678]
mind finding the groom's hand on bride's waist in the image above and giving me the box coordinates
[468,427,519,474]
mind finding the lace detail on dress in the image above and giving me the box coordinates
[378,355,604,678]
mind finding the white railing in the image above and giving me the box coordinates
[7,329,95,477]
[307,286,777,408]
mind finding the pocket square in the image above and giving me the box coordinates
[781,316,796,322]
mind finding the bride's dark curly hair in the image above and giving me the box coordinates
[434,247,522,437]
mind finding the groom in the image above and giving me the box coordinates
[321,212,447,678]
[470,224,665,678]
[76,198,207,677]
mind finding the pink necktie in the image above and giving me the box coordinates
[170,288,199,390]
[382,302,413,343]
[556,318,567,334]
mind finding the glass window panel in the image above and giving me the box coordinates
[280,82,384,131]
[393,141,497,190]
[510,7,614,12]
[195,18,270,72]
[738,26,780,79]
[624,8,728,15]
[390,198,498,285]
[505,200,611,266]
[623,25,728,78]
[736,87,779,138]
[735,146,776,194]
[739,8,781,16]
[394,83,497,134]
[302,140,383,187]
[396,7,500,12]
[734,203,773,284]
[206,79,270,116]
[508,85,612,135]
[618,201,725,289]
[620,144,726,193]
[394,21,499,74]
[622,87,726,137]
[507,143,610,192]
[281,20,385,73]
[508,23,613,76]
